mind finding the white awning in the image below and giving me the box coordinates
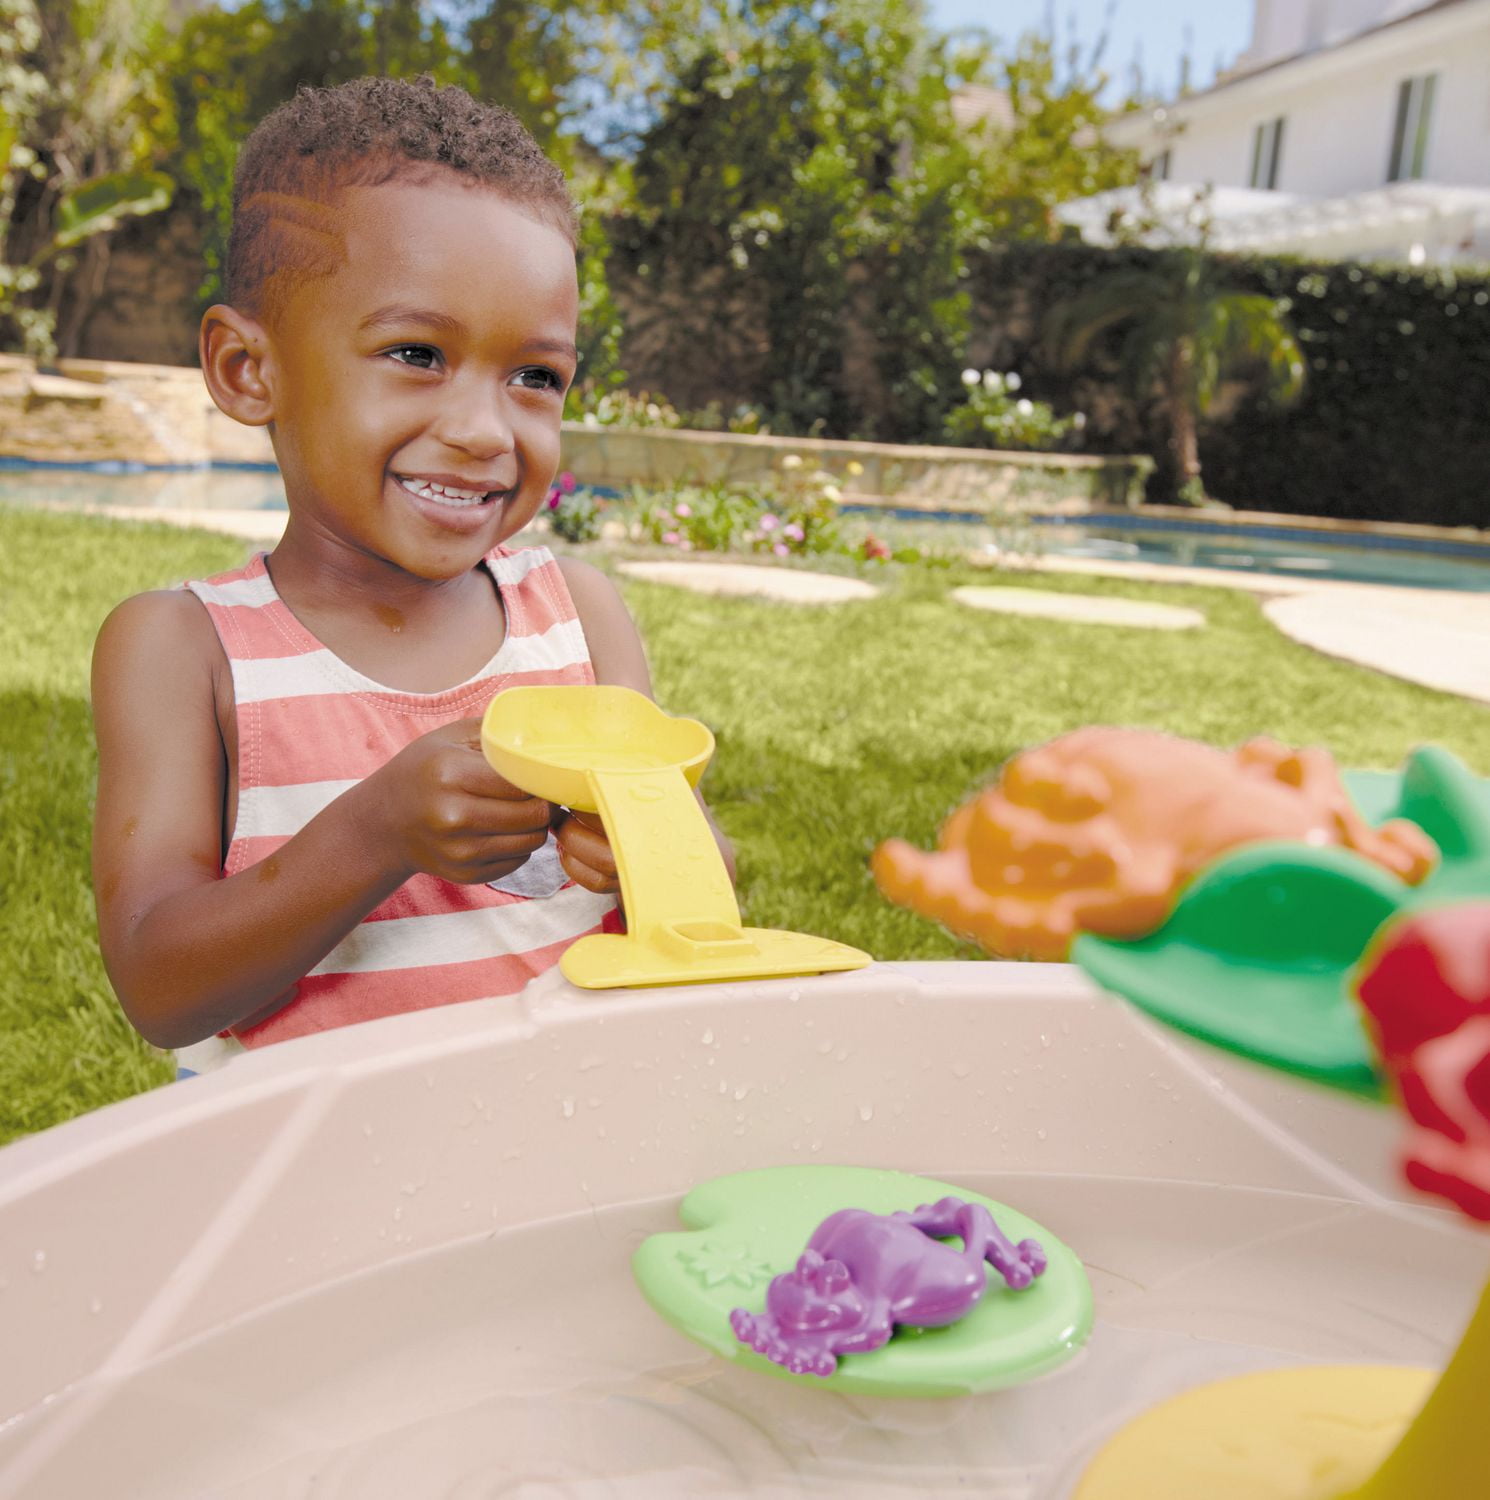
[1056,180,1490,265]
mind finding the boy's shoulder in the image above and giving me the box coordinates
[93,583,228,694]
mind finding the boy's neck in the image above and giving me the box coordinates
[264,528,509,694]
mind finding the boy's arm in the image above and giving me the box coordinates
[555,558,736,886]
[92,591,550,1049]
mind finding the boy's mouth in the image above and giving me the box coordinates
[394,474,507,509]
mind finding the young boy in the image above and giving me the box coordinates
[91,75,732,1072]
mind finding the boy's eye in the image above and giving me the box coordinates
[387,344,439,370]
[512,366,564,393]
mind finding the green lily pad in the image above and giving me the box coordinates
[1076,748,1490,1096]
[633,1165,1092,1398]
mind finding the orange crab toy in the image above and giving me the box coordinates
[872,727,1437,961]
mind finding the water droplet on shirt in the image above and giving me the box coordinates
[31,1251,46,1273]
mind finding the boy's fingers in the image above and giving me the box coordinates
[442,720,538,801]
[557,844,619,894]
[555,813,617,877]
[451,793,553,839]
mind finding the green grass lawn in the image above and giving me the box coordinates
[4,506,1489,1146]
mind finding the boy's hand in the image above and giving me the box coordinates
[553,808,621,894]
[363,719,553,884]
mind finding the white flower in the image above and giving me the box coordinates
[781,454,804,470]
[983,371,1003,392]
[1073,412,1087,429]
[1005,372,1022,391]
[822,484,842,502]
[582,412,600,427]
[961,368,981,387]
[1016,399,1034,416]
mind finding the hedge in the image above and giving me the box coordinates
[965,241,1490,529]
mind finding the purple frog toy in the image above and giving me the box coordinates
[729,1195,1047,1377]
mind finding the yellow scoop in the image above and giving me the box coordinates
[481,685,870,989]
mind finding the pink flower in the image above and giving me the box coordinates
[773,542,789,557]
[559,471,578,493]
[662,530,681,545]
[546,489,562,510]
[783,522,804,542]
[680,538,694,550]
[675,502,693,518]
[759,513,780,532]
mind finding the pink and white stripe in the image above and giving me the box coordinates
[181,545,618,1050]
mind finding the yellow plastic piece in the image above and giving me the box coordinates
[481,685,870,989]
[1073,1365,1435,1500]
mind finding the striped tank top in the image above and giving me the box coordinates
[179,544,619,1058]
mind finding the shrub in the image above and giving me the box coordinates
[544,472,610,544]
[942,368,1083,451]
[568,387,683,429]
[635,456,851,558]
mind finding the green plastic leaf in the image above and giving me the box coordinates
[1074,750,1490,1097]
[54,170,173,248]
[634,1166,1092,1398]
[1075,843,1402,1095]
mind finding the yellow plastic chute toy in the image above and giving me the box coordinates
[481,685,870,989]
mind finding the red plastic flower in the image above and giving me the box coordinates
[1356,903,1490,1222]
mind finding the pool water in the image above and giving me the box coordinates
[842,507,1490,592]
[1048,521,1490,593]
[8,1176,1468,1499]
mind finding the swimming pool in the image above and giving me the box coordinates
[843,505,1490,593]
[7,459,1490,593]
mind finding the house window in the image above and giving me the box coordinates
[1147,149,1171,182]
[1389,73,1438,182]
[1249,117,1286,190]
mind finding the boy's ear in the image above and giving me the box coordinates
[200,304,275,426]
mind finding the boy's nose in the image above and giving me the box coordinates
[435,384,517,458]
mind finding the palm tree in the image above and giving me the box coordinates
[1046,247,1305,504]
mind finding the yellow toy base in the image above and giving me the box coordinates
[560,927,870,989]
[1073,1365,1434,1500]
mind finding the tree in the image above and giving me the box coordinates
[166,0,464,308]
[1046,246,1305,503]
[961,28,1140,246]
[1,0,176,359]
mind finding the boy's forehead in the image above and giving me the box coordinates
[322,178,576,316]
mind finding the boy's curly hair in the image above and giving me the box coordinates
[226,75,577,324]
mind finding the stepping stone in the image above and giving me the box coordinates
[618,560,878,603]
[951,586,1204,631]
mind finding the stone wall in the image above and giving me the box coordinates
[560,423,1150,510]
[0,355,273,466]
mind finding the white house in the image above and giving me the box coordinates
[1063,0,1490,264]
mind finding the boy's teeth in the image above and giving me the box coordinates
[399,476,493,506]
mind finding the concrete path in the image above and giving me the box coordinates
[616,559,878,602]
[55,501,1490,705]
[1265,587,1490,704]
[952,585,1205,631]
